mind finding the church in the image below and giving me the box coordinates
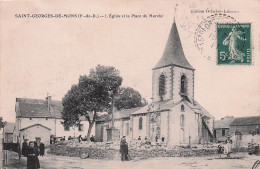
[95,18,215,145]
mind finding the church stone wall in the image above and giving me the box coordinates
[160,111,169,142]
[168,102,200,145]
[132,115,147,140]
[172,66,194,103]
[152,66,172,102]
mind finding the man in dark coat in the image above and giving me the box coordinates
[90,135,95,142]
[120,136,129,161]
[27,141,40,169]
[78,135,82,143]
[22,139,28,156]
[39,142,45,156]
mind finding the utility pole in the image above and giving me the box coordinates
[111,94,115,128]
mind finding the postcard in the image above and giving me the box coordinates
[0,0,259,168]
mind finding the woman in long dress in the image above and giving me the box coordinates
[27,141,40,169]
[223,27,247,62]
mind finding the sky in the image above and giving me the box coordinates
[0,0,259,122]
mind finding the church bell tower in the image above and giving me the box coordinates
[152,18,195,103]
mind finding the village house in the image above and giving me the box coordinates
[229,116,260,148]
[13,96,94,146]
[95,18,214,145]
[213,116,235,142]
[3,122,15,143]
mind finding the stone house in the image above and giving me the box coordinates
[95,18,214,145]
[213,116,235,142]
[13,96,95,145]
[3,122,15,143]
[229,116,260,148]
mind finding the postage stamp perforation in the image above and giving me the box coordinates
[216,22,252,65]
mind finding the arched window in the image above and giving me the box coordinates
[159,74,166,97]
[181,105,185,112]
[139,117,143,130]
[180,115,184,127]
[181,75,187,94]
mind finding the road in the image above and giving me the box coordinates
[4,151,260,169]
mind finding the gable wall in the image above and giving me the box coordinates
[19,117,56,135]
[168,102,199,145]
[20,125,50,145]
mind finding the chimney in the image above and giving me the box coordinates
[46,96,52,111]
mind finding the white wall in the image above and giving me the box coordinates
[55,119,95,138]
[132,115,147,140]
[18,118,94,140]
[168,102,199,145]
[19,118,56,135]
[20,125,50,145]
[160,111,169,142]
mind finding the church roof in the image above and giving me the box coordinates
[153,19,194,70]
[96,107,143,122]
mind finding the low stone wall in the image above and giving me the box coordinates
[49,145,119,160]
[49,144,218,160]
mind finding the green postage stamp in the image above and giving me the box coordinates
[217,23,251,65]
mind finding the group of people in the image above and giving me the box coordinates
[67,135,95,142]
[137,135,165,143]
[21,140,45,169]
[22,139,45,169]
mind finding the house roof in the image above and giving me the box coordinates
[96,107,143,122]
[4,122,15,134]
[20,124,51,131]
[16,98,63,118]
[214,117,235,129]
[230,116,260,126]
[153,19,194,70]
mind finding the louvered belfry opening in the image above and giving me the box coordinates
[159,74,166,99]
[180,75,187,95]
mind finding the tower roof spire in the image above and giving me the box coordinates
[153,15,194,70]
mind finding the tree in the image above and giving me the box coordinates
[0,117,6,129]
[62,65,122,141]
[114,87,148,110]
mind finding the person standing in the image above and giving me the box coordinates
[22,139,28,156]
[120,136,129,161]
[155,135,158,142]
[78,135,82,143]
[34,141,40,168]
[161,136,165,142]
[39,142,45,156]
[224,136,233,157]
[90,135,95,142]
[138,136,141,141]
[27,141,40,169]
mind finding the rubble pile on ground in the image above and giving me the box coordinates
[49,140,218,160]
